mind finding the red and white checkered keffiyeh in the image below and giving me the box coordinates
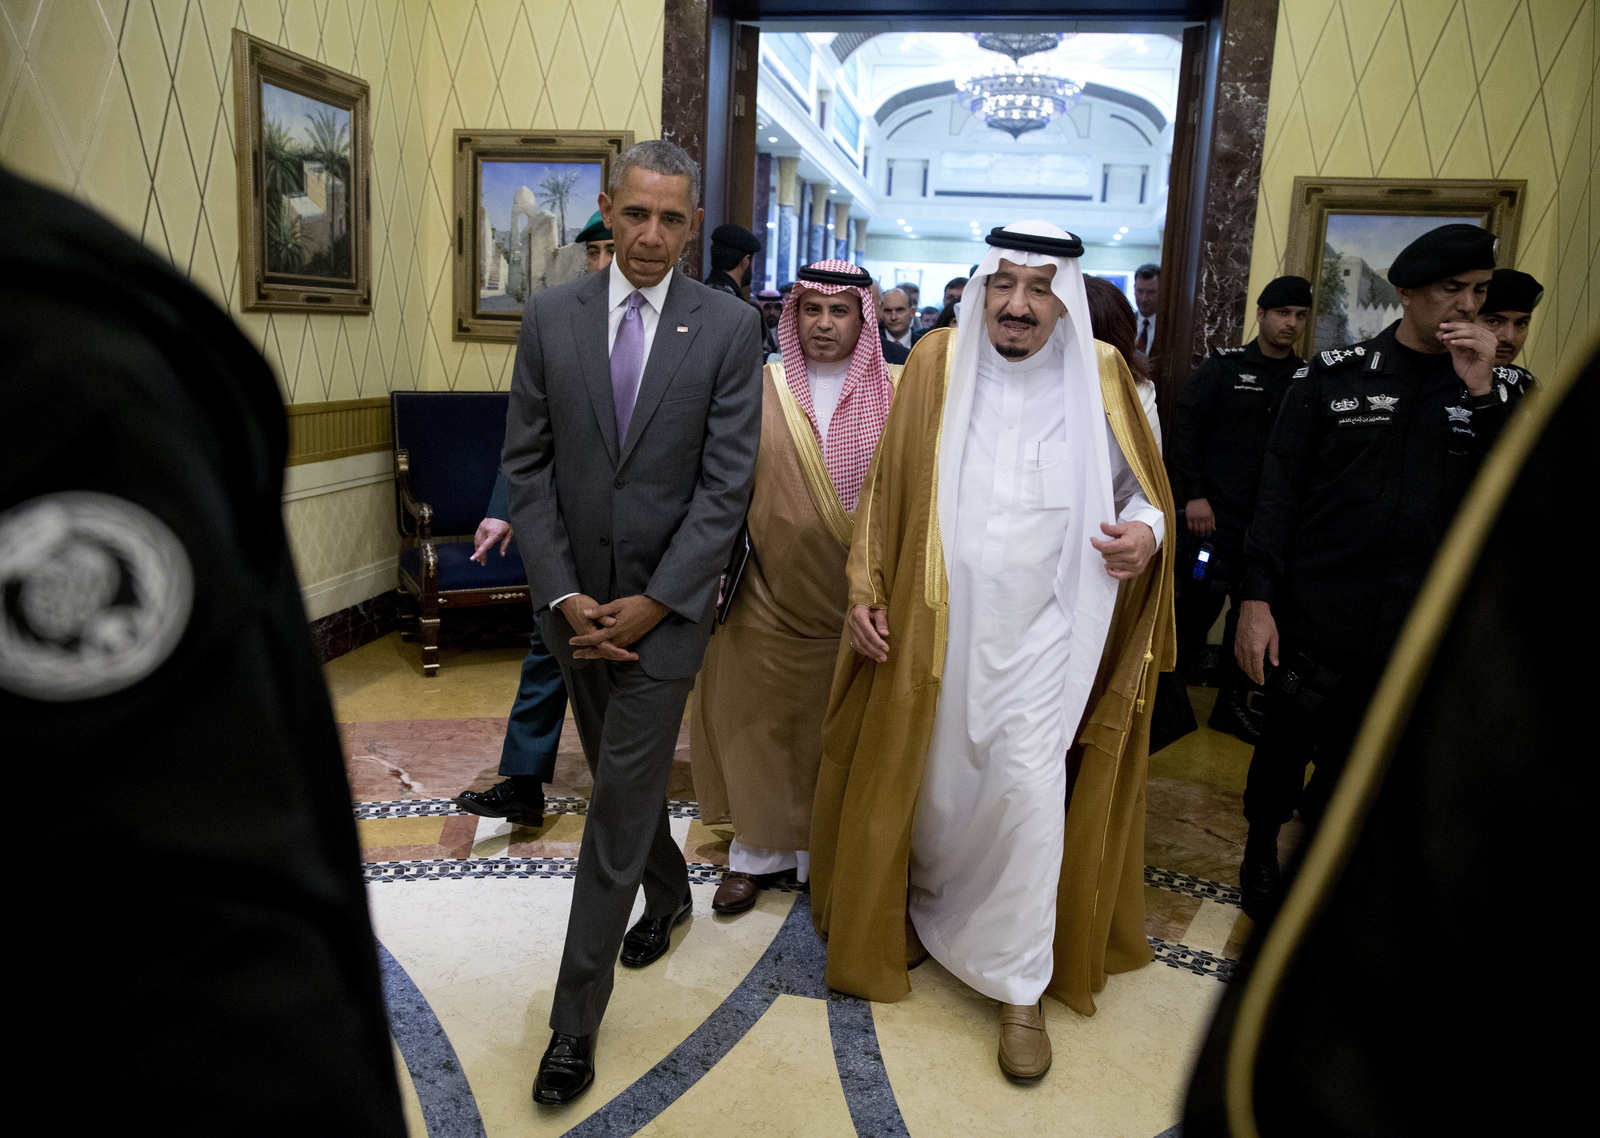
[777,260,895,512]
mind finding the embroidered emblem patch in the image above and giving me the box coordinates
[1330,397,1359,412]
[1367,394,1399,411]
[1236,373,1257,383]
[1446,405,1473,423]
[1320,346,1368,366]
[0,492,193,702]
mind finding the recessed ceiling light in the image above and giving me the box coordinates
[1119,227,1129,234]
[1113,233,1123,240]
[896,219,906,225]
[767,136,778,143]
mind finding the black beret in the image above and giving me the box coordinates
[1480,268,1544,314]
[985,226,1084,258]
[710,224,761,255]
[1387,223,1497,288]
[1257,275,1312,309]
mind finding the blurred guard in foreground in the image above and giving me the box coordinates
[0,168,404,1133]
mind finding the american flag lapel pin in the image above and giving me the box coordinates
[677,325,689,332]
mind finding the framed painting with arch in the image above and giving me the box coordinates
[451,130,633,344]
[232,31,371,315]
[1282,176,1525,355]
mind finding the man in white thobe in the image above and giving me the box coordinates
[841,221,1164,1080]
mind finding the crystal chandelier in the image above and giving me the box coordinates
[960,33,1082,139]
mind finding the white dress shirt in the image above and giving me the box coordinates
[1136,312,1156,352]
[805,357,849,444]
[551,263,677,609]
[607,260,673,360]
[889,328,913,348]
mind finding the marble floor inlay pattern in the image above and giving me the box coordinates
[333,633,1257,1136]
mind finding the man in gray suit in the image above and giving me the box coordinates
[502,139,763,1107]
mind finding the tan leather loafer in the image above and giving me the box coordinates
[712,871,760,914]
[998,1001,1052,1081]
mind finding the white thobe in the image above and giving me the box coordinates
[807,357,848,445]
[908,339,1162,1005]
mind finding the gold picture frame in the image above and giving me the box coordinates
[1282,176,1525,355]
[451,130,633,343]
[232,30,370,315]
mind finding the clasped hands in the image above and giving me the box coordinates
[560,593,669,661]
[847,519,1158,661]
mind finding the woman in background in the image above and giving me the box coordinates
[1084,274,1161,450]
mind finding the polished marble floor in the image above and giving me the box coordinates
[333,632,1286,1137]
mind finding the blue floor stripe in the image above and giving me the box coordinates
[828,995,911,1137]
[378,941,488,1138]
[563,893,910,1137]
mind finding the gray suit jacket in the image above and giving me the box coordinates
[502,267,763,680]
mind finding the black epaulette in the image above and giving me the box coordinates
[1317,344,1375,368]
[1215,346,1247,357]
[1292,364,1311,379]
[1493,364,1535,386]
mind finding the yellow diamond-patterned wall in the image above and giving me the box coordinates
[0,0,662,402]
[0,0,662,620]
[1247,0,1598,381]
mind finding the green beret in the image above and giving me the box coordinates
[710,224,761,255]
[1387,224,1497,288]
[1257,275,1313,309]
[1480,268,1543,314]
[574,210,610,244]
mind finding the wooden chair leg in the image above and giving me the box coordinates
[419,616,440,676]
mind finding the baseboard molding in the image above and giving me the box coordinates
[309,590,401,664]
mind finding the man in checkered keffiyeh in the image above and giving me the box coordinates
[688,259,899,917]
[776,260,896,511]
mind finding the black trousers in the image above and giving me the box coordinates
[1242,640,1386,829]
[544,625,694,1037]
[1176,578,1242,682]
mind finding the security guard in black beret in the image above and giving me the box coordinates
[1168,275,1312,742]
[1234,223,1519,918]
[705,223,761,299]
[1476,266,1543,395]
[0,168,404,1132]
[573,209,614,275]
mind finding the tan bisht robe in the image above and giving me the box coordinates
[810,328,1176,1014]
[690,361,897,848]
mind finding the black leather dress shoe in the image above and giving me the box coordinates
[619,892,693,968]
[1240,829,1282,922]
[532,1031,595,1105]
[452,780,544,826]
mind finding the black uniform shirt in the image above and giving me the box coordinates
[1242,322,1517,656]
[1168,340,1305,540]
[704,269,743,297]
[1495,362,1539,396]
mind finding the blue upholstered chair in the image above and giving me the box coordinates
[391,391,529,675]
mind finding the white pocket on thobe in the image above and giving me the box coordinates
[1026,441,1073,509]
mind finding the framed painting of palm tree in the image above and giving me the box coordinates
[451,130,632,343]
[233,31,370,315]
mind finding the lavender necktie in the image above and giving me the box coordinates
[611,290,646,443]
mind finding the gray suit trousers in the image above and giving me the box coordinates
[545,610,694,1037]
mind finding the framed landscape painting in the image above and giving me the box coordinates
[1282,177,1525,355]
[232,31,370,314]
[451,130,632,343]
